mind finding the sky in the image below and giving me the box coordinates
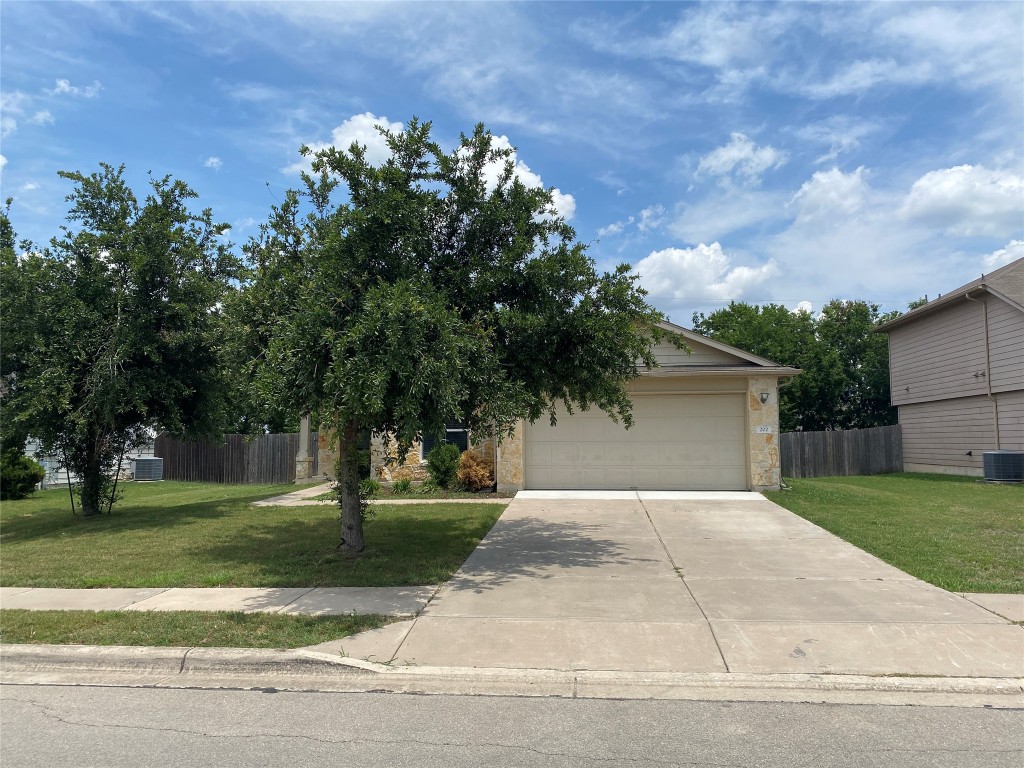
[1,1,1022,324]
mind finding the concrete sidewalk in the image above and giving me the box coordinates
[251,483,512,507]
[0,586,435,617]
[321,491,1024,678]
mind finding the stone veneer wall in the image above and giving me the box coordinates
[495,421,524,496]
[746,376,781,491]
[368,433,497,484]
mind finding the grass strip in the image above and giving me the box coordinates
[0,609,390,648]
[766,473,1023,594]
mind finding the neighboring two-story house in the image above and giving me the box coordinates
[876,257,1024,476]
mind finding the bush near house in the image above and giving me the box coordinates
[457,450,494,492]
[0,450,45,500]
[426,443,461,489]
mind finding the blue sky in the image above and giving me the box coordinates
[2,1,1022,323]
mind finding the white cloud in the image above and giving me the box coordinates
[671,188,784,243]
[50,78,103,98]
[27,110,54,126]
[792,301,813,314]
[696,133,787,185]
[204,156,223,170]
[901,165,1024,237]
[982,240,1024,271]
[0,154,6,173]
[635,242,777,301]
[637,204,666,232]
[597,218,632,237]
[789,167,870,221]
[20,181,39,191]
[796,116,881,163]
[283,112,403,174]
[793,58,931,100]
[1,116,16,138]
[477,135,576,221]
[550,189,576,222]
[597,205,665,239]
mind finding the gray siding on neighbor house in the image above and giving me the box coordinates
[998,390,1024,450]
[899,395,996,472]
[987,297,1024,393]
[888,299,989,407]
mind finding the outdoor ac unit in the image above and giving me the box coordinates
[133,457,164,482]
[982,451,1023,483]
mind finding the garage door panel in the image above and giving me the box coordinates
[605,443,638,465]
[525,395,748,491]
[551,443,581,465]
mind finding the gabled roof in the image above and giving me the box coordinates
[876,257,1024,333]
[649,320,801,377]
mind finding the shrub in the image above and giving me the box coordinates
[426,443,460,489]
[359,478,382,498]
[0,450,46,500]
[418,477,439,494]
[457,450,493,492]
[392,477,413,493]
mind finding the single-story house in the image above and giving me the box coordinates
[875,257,1024,476]
[313,321,799,492]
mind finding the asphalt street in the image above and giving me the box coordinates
[1,684,1021,768]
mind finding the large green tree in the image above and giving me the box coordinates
[2,166,238,516]
[242,119,673,552]
[693,300,898,431]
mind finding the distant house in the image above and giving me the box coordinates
[876,258,1023,476]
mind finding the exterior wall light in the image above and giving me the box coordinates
[759,392,770,404]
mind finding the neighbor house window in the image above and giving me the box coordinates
[420,422,469,459]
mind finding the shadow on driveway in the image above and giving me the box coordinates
[447,516,663,593]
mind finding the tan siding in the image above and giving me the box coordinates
[986,298,1024,393]
[998,390,1024,450]
[889,300,989,406]
[899,396,996,471]
[629,376,748,394]
[648,338,741,366]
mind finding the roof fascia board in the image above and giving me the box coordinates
[876,284,1024,333]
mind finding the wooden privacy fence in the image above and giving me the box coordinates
[780,424,902,479]
[155,431,317,485]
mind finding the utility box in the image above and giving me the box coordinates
[133,457,164,481]
[982,451,1023,483]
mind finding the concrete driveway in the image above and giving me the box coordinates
[349,491,1023,677]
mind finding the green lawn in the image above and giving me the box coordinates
[766,473,1024,594]
[0,609,389,648]
[0,481,504,588]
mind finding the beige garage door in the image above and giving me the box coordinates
[524,394,747,490]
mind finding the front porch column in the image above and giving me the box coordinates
[294,414,315,483]
[496,421,524,495]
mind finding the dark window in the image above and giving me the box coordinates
[421,422,468,458]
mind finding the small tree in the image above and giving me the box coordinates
[244,119,672,552]
[2,166,237,516]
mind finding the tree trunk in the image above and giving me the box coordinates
[336,420,365,553]
[79,445,104,517]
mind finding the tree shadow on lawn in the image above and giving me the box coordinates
[444,516,656,593]
[187,506,503,588]
[0,489,300,545]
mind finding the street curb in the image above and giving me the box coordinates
[3,644,1023,707]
